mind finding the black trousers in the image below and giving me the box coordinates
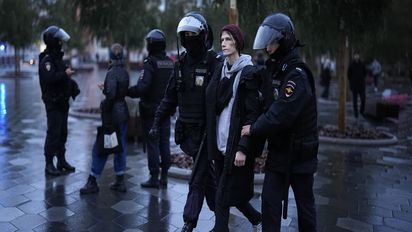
[180,137,217,227]
[141,116,171,174]
[214,158,261,232]
[321,82,330,99]
[44,103,69,161]
[351,90,365,118]
[262,171,317,232]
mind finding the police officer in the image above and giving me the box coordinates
[39,26,79,176]
[150,12,221,232]
[128,29,174,188]
[242,13,318,232]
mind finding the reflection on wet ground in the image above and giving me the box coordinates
[0,66,411,231]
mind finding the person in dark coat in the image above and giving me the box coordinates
[320,57,332,99]
[39,26,79,176]
[347,53,367,118]
[128,29,174,188]
[80,43,130,194]
[242,13,319,232]
[150,12,222,232]
[206,24,262,232]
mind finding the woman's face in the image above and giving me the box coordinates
[266,42,280,55]
[221,31,237,57]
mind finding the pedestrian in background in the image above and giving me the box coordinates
[320,57,332,99]
[206,24,262,232]
[80,43,129,194]
[128,29,174,189]
[370,58,382,92]
[242,13,319,232]
[39,26,79,176]
[348,52,367,118]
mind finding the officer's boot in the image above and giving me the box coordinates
[45,154,60,176]
[110,175,127,192]
[181,222,195,232]
[160,169,168,188]
[140,173,159,188]
[57,151,75,172]
[80,175,99,194]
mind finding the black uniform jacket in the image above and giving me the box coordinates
[39,50,71,109]
[128,53,173,117]
[251,50,318,174]
[101,61,129,126]
[206,64,261,205]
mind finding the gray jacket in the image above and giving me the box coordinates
[101,62,129,126]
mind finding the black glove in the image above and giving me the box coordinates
[148,126,159,139]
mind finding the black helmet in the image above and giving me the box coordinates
[146,29,166,43]
[42,26,70,51]
[177,12,212,49]
[253,13,296,52]
[146,29,166,54]
[109,43,124,60]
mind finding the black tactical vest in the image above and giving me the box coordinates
[39,52,71,105]
[176,51,216,123]
[141,55,174,114]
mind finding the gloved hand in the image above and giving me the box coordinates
[149,126,159,139]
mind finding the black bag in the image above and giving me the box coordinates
[96,125,123,156]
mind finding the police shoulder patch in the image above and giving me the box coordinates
[45,62,51,71]
[284,80,296,98]
[139,70,145,80]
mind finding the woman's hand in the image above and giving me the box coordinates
[234,151,246,167]
[241,125,251,136]
[97,82,104,90]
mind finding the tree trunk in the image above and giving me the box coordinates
[229,0,238,25]
[337,33,349,133]
[14,47,21,76]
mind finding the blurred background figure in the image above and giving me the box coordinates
[347,52,367,118]
[370,58,382,92]
[320,56,332,99]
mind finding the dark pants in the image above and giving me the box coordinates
[180,136,217,227]
[373,74,379,88]
[44,103,69,161]
[142,116,171,174]
[262,171,317,232]
[214,158,261,232]
[351,90,365,118]
[321,82,330,99]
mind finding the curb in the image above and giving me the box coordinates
[168,166,265,185]
[69,108,100,120]
[319,132,398,146]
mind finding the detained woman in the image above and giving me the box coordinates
[206,24,262,232]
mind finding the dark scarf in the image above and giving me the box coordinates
[216,64,237,114]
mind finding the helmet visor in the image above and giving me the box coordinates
[54,28,70,42]
[253,25,282,50]
[177,16,203,34]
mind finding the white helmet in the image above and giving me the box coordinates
[177,12,207,35]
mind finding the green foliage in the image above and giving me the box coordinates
[34,0,83,50]
[274,0,388,59]
[0,0,37,49]
[73,0,158,49]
